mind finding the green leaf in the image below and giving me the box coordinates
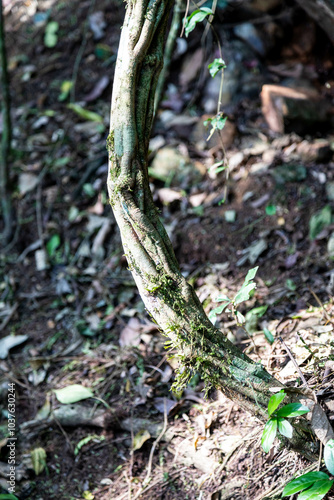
[184,8,213,37]
[265,204,276,216]
[44,21,59,48]
[58,80,73,102]
[282,472,330,496]
[215,295,231,303]
[209,160,226,174]
[233,267,259,305]
[0,495,19,500]
[208,303,230,323]
[286,278,297,291]
[74,435,105,455]
[235,311,245,324]
[272,164,307,184]
[244,266,259,284]
[277,403,310,418]
[277,417,293,438]
[53,156,72,168]
[261,418,277,453]
[297,479,334,500]
[54,384,94,404]
[263,327,274,344]
[234,282,256,306]
[204,114,227,140]
[95,43,113,60]
[309,206,332,240]
[67,103,103,123]
[324,439,334,475]
[46,234,61,257]
[31,447,47,475]
[208,58,226,78]
[267,390,286,416]
[83,183,96,197]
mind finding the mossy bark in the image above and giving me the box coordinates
[107,0,331,459]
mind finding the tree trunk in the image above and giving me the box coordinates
[107,0,332,458]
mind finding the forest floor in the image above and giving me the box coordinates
[0,0,334,499]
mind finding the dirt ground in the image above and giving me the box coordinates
[0,0,334,499]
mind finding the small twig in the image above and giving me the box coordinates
[52,411,74,454]
[309,287,334,326]
[154,0,183,114]
[70,0,97,103]
[180,0,190,38]
[127,408,135,500]
[124,399,170,500]
[255,463,318,500]
[0,302,18,332]
[142,398,168,488]
[278,336,308,387]
[36,182,44,244]
[318,441,323,472]
[117,467,186,500]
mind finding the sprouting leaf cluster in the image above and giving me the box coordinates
[209,266,258,325]
[282,439,334,499]
[204,112,227,141]
[261,390,310,453]
[184,7,213,37]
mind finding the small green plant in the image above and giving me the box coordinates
[208,58,226,78]
[282,439,334,499]
[184,7,213,37]
[204,113,227,141]
[209,266,259,326]
[261,390,310,453]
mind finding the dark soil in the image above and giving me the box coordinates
[0,1,334,499]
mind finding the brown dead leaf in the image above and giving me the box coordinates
[311,403,334,445]
[119,317,142,347]
[180,48,203,88]
[158,187,183,204]
[84,76,110,102]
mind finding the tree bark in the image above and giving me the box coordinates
[107,0,333,458]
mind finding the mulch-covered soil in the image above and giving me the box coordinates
[0,0,334,499]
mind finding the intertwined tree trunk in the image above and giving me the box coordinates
[107,0,333,458]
